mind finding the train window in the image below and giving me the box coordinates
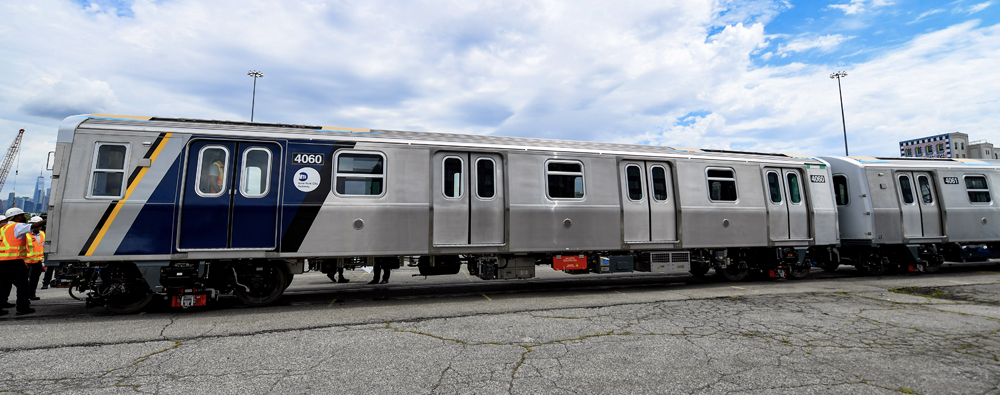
[546,160,585,199]
[240,148,271,198]
[787,172,801,204]
[625,165,643,201]
[917,176,933,204]
[335,152,384,196]
[443,157,463,198]
[898,175,914,204]
[195,145,229,197]
[706,168,737,202]
[965,176,992,203]
[650,166,668,201]
[833,175,849,205]
[766,172,781,203]
[476,158,495,199]
[89,143,130,198]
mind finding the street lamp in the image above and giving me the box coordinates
[247,70,264,122]
[830,71,849,156]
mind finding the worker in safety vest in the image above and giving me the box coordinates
[208,159,225,193]
[0,208,46,315]
[25,216,45,301]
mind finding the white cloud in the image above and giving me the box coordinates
[776,34,853,56]
[909,9,945,24]
[827,0,893,15]
[966,2,992,14]
[0,0,997,199]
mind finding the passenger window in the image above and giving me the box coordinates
[625,165,643,201]
[706,168,737,202]
[833,175,849,206]
[898,175,914,204]
[650,166,668,201]
[335,152,384,196]
[766,172,781,203]
[787,173,801,204]
[196,146,229,197]
[546,161,585,199]
[240,148,271,197]
[917,176,933,204]
[965,176,992,203]
[90,143,129,198]
[476,158,495,199]
[443,157,463,198]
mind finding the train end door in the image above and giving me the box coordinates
[179,140,281,250]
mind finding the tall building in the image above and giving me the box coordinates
[31,175,45,207]
[5,192,13,209]
[899,132,969,158]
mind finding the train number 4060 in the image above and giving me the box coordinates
[292,153,325,165]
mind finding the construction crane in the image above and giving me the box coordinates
[0,129,25,207]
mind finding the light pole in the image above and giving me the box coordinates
[247,70,264,122]
[830,71,849,156]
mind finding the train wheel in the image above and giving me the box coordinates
[924,255,944,273]
[789,264,810,279]
[235,263,287,307]
[718,262,748,282]
[858,255,888,276]
[105,291,154,314]
[820,262,840,272]
[689,262,710,277]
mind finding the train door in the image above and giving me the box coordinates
[432,152,505,246]
[179,140,281,250]
[763,167,809,241]
[896,171,942,238]
[620,161,677,243]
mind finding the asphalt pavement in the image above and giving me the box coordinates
[2,262,1000,394]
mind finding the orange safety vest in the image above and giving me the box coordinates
[25,230,45,264]
[0,223,29,261]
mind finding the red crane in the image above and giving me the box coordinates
[0,129,25,206]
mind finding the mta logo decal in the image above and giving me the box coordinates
[298,172,308,181]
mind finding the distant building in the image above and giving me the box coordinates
[899,132,970,159]
[5,192,13,209]
[32,175,44,208]
[969,140,999,160]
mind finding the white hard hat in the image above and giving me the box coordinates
[0,215,6,221]
[29,216,42,223]
[4,208,24,218]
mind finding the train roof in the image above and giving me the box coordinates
[821,155,1000,170]
[61,114,832,165]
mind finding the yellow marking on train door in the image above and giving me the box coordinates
[328,299,337,307]
[481,293,492,301]
[86,133,173,256]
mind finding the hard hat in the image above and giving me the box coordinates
[0,215,6,222]
[4,208,24,218]
[29,216,42,223]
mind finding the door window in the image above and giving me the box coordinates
[965,176,992,203]
[625,164,643,201]
[89,143,129,198]
[917,176,933,204]
[898,175,914,204]
[476,158,495,199]
[766,172,781,203]
[786,172,801,204]
[240,148,271,197]
[443,157,463,198]
[195,146,229,197]
[650,166,668,201]
[335,152,385,196]
[833,175,849,206]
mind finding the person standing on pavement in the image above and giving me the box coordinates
[25,216,45,300]
[0,208,46,315]
[368,257,395,285]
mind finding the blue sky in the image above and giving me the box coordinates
[1,0,998,197]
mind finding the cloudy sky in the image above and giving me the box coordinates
[1,0,998,197]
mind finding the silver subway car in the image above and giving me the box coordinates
[48,114,839,312]
[821,156,1000,274]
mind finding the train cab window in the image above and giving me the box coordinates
[335,152,384,196]
[706,168,737,202]
[917,176,933,204]
[196,146,229,197]
[650,166,668,201]
[89,143,130,198]
[833,175,849,206]
[476,158,495,199]
[240,148,271,197]
[546,161,585,199]
[443,157,463,198]
[787,173,801,204]
[625,164,643,201]
[766,172,781,203]
[898,175,914,204]
[965,176,992,203]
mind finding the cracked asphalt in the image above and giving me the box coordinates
[3,264,1000,394]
